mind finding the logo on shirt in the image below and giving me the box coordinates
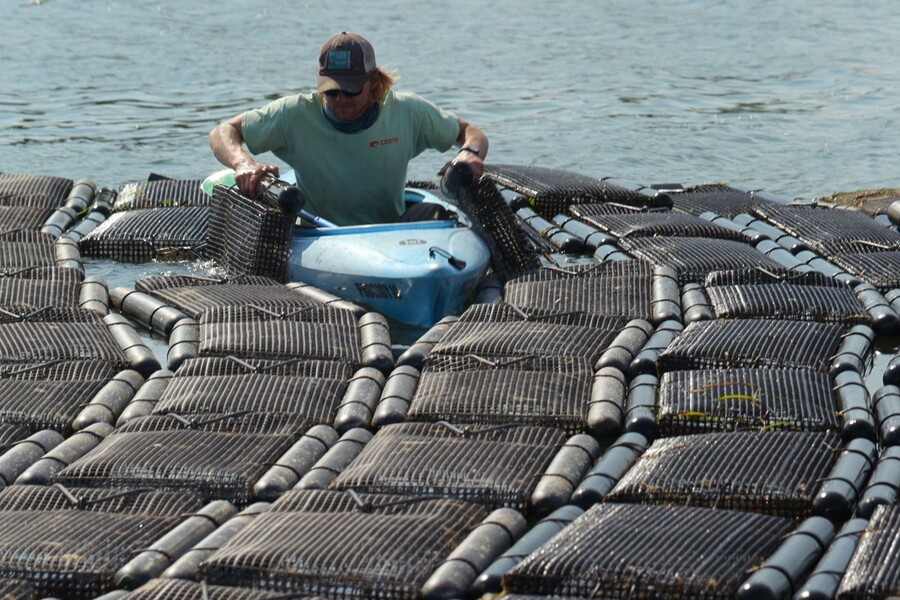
[369,137,399,148]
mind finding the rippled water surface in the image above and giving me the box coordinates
[2,0,898,356]
[3,0,897,194]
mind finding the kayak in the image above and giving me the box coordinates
[202,169,492,328]
[285,188,491,328]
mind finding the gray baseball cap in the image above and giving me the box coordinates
[317,32,377,94]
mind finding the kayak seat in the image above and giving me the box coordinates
[398,201,453,223]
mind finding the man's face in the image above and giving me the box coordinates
[322,78,373,122]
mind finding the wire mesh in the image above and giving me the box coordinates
[0,486,204,599]
[0,579,33,599]
[174,356,354,378]
[504,260,655,284]
[125,579,305,600]
[201,489,487,598]
[836,505,900,599]
[704,267,846,288]
[617,237,784,284]
[0,267,82,311]
[0,308,130,367]
[706,280,870,323]
[115,178,210,211]
[502,262,655,319]
[0,423,30,448]
[330,422,567,509]
[136,274,319,319]
[198,305,362,365]
[453,179,542,282]
[670,186,773,218]
[484,164,652,218]
[567,208,747,241]
[206,185,294,280]
[829,250,900,291]
[657,367,841,434]
[751,203,900,255]
[503,502,794,598]
[429,304,626,363]
[0,231,58,270]
[154,357,349,424]
[0,174,72,209]
[606,430,839,517]
[0,206,55,230]
[53,413,304,503]
[410,356,593,433]
[78,206,209,262]
[657,319,847,372]
[565,202,667,217]
[0,360,120,433]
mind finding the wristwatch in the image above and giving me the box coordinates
[457,145,481,157]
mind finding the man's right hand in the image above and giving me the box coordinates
[234,162,280,197]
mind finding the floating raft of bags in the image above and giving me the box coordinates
[1,166,900,598]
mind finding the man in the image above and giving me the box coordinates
[209,31,488,226]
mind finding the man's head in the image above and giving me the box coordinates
[317,32,377,95]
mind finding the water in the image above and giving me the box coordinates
[2,0,898,359]
[3,0,897,194]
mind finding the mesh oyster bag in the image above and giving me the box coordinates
[453,178,542,282]
[657,367,840,434]
[567,207,747,241]
[0,206,55,230]
[606,430,839,517]
[617,236,783,284]
[836,504,900,599]
[0,308,130,367]
[0,423,30,447]
[201,489,487,598]
[125,579,307,599]
[484,164,655,218]
[669,185,773,218]
[0,359,120,433]
[154,356,350,423]
[705,279,869,323]
[657,318,847,373]
[52,413,304,503]
[410,355,593,433]
[751,203,900,256]
[0,231,59,270]
[829,250,900,291]
[503,502,793,597]
[0,486,203,599]
[0,173,72,208]
[0,266,82,311]
[206,185,294,280]
[330,422,567,510]
[136,274,319,319]
[115,178,210,210]
[78,206,209,262]
[198,305,363,365]
[502,261,655,319]
[429,304,626,364]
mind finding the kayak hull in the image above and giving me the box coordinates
[285,190,491,328]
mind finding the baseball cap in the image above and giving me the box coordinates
[317,32,377,94]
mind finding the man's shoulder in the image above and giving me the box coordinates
[386,89,429,104]
[276,91,319,110]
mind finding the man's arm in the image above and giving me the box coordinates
[452,117,489,178]
[208,114,279,196]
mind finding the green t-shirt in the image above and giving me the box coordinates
[241,90,460,225]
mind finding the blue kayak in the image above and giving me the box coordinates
[202,169,491,327]
[285,188,491,328]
